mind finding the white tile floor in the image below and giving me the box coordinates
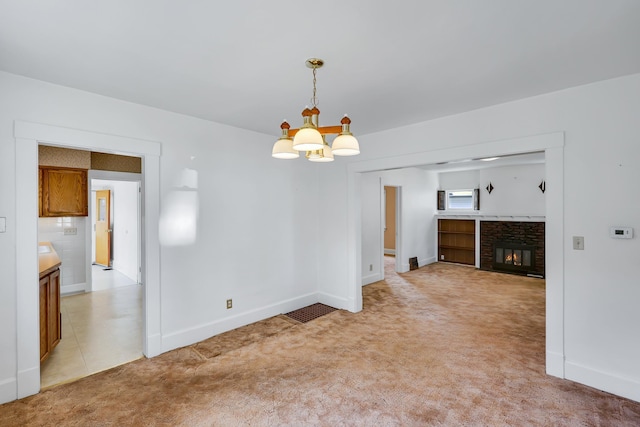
[40,266,143,389]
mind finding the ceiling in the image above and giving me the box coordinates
[1,1,640,140]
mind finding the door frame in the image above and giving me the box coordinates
[89,171,143,292]
[347,131,565,378]
[14,121,161,399]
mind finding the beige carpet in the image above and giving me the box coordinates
[2,259,639,426]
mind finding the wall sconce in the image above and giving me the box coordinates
[486,182,494,194]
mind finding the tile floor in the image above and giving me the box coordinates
[40,266,143,389]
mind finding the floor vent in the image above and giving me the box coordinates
[284,303,337,323]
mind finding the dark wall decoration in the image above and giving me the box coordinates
[486,182,494,194]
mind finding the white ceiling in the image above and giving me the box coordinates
[1,0,640,139]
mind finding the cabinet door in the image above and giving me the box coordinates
[39,275,50,362]
[41,167,88,217]
[38,168,43,217]
[48,269,62,350]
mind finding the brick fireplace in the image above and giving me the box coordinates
[480,221,545,277]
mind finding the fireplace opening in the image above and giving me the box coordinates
[493,241,537,276]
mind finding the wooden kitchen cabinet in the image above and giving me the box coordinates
[40,268,61,363]
[39,166,88,217]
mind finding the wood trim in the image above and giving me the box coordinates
[288,125,343,138]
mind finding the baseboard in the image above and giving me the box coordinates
[160,293,319,354]
[17,365,39,399]
[565,361,640,403]
[61,282,86,295]
[317,292,350,311]
[384,249,396,255]
[145,333,162,358]
[545,350,565,378]
[420,256,436,267]
[111,262,138,283]
[0,376,16,405]
[362,272,383,286]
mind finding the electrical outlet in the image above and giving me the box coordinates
[64,227,77,235]
[440,255,444,260]
[572,236,584,250]
[369,264,373,271]
[226,299,232,309]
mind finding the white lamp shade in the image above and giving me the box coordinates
[292,127,323,151]
[331,134,360,156]
[272,138,299,159]
[309,144,334,162]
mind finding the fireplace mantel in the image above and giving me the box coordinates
[436,213,545,223]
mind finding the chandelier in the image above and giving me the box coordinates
[272,58,360,162]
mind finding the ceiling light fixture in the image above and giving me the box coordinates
[272,58,360,161]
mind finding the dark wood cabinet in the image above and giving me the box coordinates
[39,167,88,217]
[39,268,61,363]
[438,219,476,266]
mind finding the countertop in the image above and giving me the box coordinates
[39,242,61,277]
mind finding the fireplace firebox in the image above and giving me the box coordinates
[493,241,536,274]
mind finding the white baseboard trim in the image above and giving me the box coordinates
[17,366,39,399]
[565,361,640,403]
[160,293,319,354]
[61,282,86,295]
[362,272,383,286]
[0,377,16,405]
[420,256,436,267]
[145,333,162,358]
[111,262,138,283]
[545,350,565,378]
[317,292,350,311]
[384,249,396,255]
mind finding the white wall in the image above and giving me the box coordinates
[317,73,640,402]
[360,173,382,284]
[2,69,639,404]
[438,169,479,191]
[360,168,437,285]
[111,180,139,282]
[439,163,545,216]
[0,71,321,403]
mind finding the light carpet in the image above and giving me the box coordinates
[1,260,639,426]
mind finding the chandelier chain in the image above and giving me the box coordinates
[311,67,318,107]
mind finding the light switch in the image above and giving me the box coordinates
[0,217,5,233]
[573,236,584,250]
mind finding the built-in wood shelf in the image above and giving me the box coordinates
[438,219,476,266]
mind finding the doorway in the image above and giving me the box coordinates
[89,175,142,290]
[348,131,565,378]
[383,185,402,275]
[14,121,161,400]
[39,173,144,388]
[94,189,112,268]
